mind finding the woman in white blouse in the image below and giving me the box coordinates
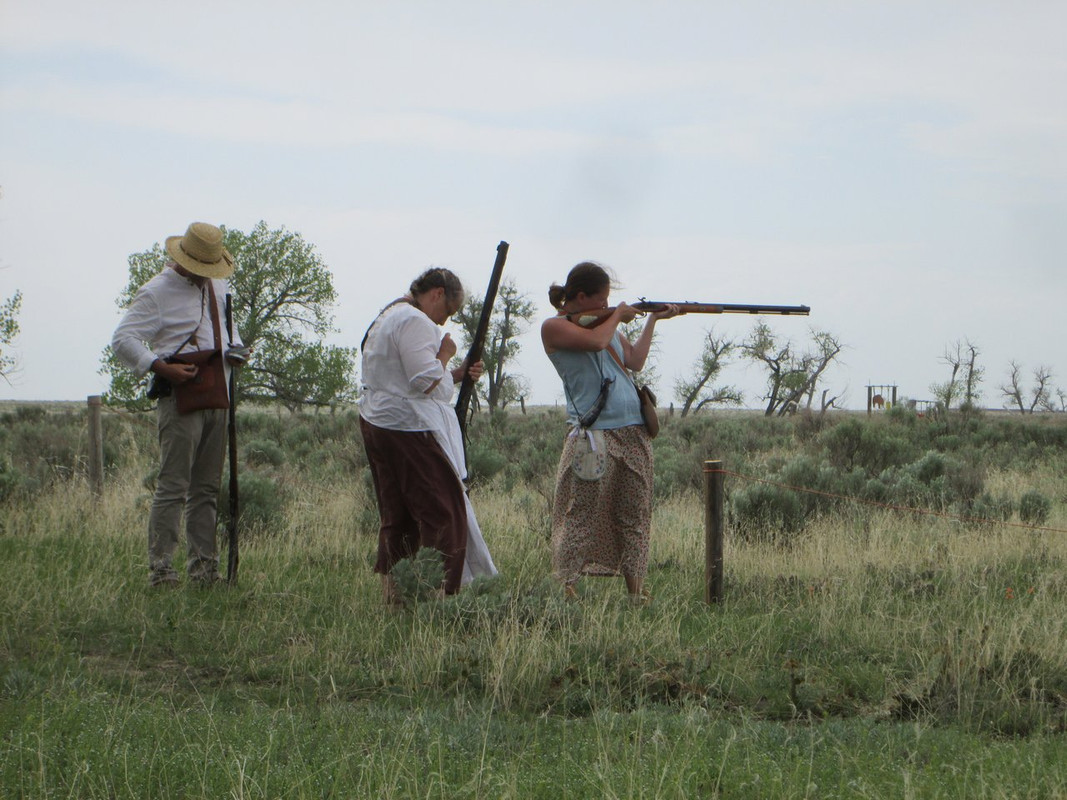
[359,268,496,603]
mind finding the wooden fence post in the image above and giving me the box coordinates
[87,395,104,498]
[704,459,724,603]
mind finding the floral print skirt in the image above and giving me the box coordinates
[551,425,653,583]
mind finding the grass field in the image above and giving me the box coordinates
[1,405,1066,798]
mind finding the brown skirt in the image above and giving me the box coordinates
[360,417,468,594]
[551,425,653,583]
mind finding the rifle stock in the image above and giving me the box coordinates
[225,294,239,586]
[455,241,509,455]
[568,301,810,326]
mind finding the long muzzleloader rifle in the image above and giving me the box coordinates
[566,300,810,327]
[225,294,240,585]
[455,241,509,467]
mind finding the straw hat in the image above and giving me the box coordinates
[165,222,235,279]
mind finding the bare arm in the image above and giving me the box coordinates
[541,304,638,354]
[622,304,681,371]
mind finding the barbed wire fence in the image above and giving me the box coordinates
[700,460,1066,604]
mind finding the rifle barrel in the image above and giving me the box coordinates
[633,302,810,316]
[568,301,810,326]
[455,241,509,452]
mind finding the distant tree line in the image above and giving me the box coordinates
[670,321,843,417]
[929,338,1063,414]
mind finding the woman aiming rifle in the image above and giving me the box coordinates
[541,262,679,602]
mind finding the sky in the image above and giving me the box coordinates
[2,0,1065,411]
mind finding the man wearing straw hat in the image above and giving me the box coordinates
[112,222,247,588]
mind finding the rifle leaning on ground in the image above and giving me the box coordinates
[454,240,509,465]
[224,294,240,586]
[565,300,811,327]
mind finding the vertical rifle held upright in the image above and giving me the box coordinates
[225,293,240,585]
[455,241,509,462]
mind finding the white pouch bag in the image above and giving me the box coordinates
[571,429,607,481]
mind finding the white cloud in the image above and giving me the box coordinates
[1,81,592,153]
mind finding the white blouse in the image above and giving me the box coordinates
[358,301,455,432]
[111,265,242,378]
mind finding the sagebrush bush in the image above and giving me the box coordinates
[391,546,446,605]
[729,483,805,545]
[968,492,1015,525]
[0,454,22,503]
[468,441,507,483]
[219,470,288,535]
[653,448,704,498]
[820,417,915,476]
[944,454,985,505]
[3,402,1062,551]
[909,451,948,484]
[0,406,112,495]
[1019,490,1052,525]
[464,409,567,488]
[244,438,286,467]
[886,470,935,507]
[1,405,47,424]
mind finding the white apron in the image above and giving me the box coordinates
[408,394,498,585]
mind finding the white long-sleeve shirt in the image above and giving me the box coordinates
[111,264,243,380]
[358,302,456,431]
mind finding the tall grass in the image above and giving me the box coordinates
[1,405,1066,797]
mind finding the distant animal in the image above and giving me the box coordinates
[872,394,885,409]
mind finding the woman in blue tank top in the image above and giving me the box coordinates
[541,262,679,602]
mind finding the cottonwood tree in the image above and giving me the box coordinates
[454,279,536,414]
[930,341,963,412]
[999,361,1054,413]
[798,330,844,412]
[960,340,984,412]
[0,290,21,382]
[931,338,983,414]
[741,321,843,416]
[101,221,357,411]
[673,327,743,416]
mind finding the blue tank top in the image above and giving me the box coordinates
[547,334,643,429]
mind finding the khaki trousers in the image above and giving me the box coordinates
[148,395,228,585]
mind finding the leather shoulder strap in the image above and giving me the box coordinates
[206,281,222,350]
[603,335,636,386]
[361,297,416,352]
